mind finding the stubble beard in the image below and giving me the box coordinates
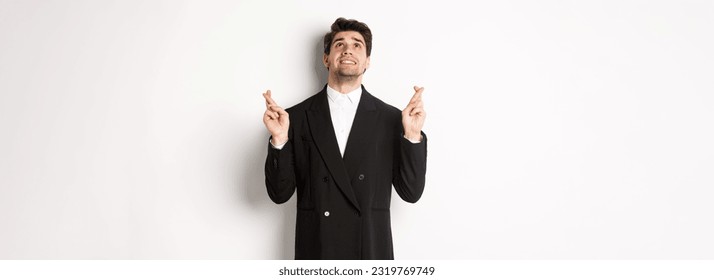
[335,67,363,82]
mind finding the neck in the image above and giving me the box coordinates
[327,74,362,94]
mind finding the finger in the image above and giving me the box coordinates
[263,90,277,107]
[409,86,424,104]
[410,107,426,116]
[264,96,275,109]
[408,92,419,104]
[275,107,288,117]
[271,107,289,120]
[403,102,415,113]
[264,111,274,121]
[268,104,284,113]
[266,106,281,118]
[405,97,421,108]
[262,89,270,101]
[415,86,424,99]
[265,110,278,120]
[263,92,271,108]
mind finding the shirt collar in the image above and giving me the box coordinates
[326,85,362,105]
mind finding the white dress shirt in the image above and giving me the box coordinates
[326,85,362,157]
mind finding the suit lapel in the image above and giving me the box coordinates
[343,87,379,180]
[306,87,361,213]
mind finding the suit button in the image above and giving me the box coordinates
[323,177,329,183]
[358,174,365,180]
[324,211,330,217]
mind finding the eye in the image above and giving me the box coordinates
[335,42,343,47]
[354,43,361,48]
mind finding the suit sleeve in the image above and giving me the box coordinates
[264,132,297,204]
[392,131,427,203]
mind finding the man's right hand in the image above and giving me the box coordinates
[262,90,289,146]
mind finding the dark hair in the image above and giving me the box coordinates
[323,17,372,57]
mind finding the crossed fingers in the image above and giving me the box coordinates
[405,86,425,117]
[262,90,287,121]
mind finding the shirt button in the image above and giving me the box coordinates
[324,211,330,217]
[358,174,365,180]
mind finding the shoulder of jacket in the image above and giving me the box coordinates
[369,93,401,116]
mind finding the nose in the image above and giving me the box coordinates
[342,45,353,55]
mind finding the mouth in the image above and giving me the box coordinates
[339,59,357,65]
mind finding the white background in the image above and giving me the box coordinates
[0,0,712,259]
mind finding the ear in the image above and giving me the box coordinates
[365,56,371,70]
[323,54,329,68]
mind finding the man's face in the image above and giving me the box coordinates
[323,31,370,79]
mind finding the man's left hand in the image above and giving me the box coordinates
[402,86,426,142]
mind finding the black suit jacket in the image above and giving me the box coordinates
[265,85,427,259]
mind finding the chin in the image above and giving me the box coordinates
[337,69,362,77]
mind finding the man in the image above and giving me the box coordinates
[262,17,427,260]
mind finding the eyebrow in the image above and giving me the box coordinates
[333,37,365,45]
